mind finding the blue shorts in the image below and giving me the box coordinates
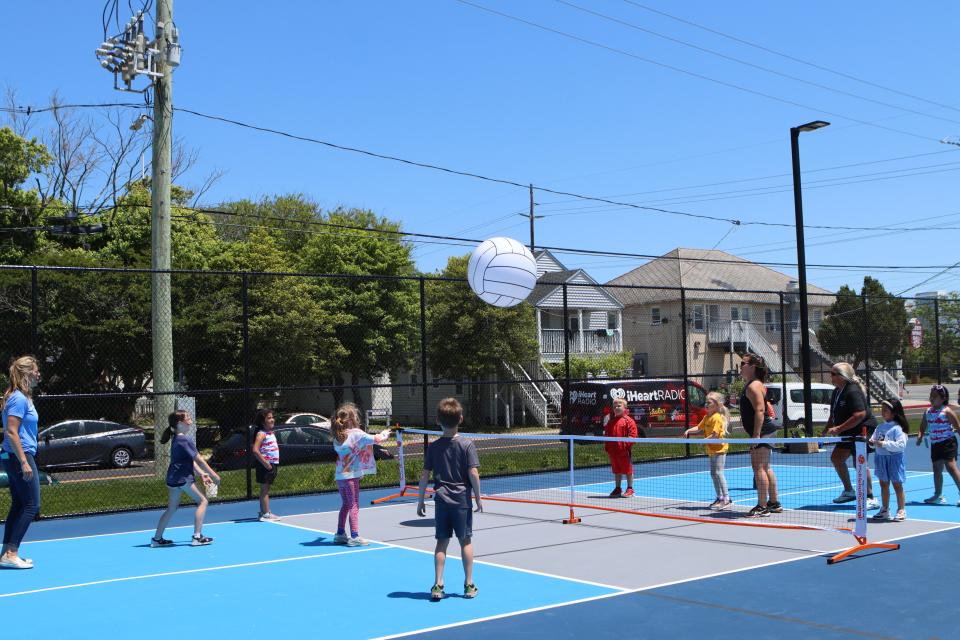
[874,454,906,484]
[434,505,473,541]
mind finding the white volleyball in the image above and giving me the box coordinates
[467,237,537,308]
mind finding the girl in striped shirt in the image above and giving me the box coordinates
[916,385,960,505]
[253,409,281,521]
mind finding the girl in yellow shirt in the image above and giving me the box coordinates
[684,391,731,510]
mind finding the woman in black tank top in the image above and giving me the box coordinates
[739,354,781,518]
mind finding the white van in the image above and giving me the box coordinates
[765,382,833,435]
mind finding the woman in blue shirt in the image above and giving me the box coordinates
[1,356,41,569]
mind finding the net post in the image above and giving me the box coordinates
[563,436,580,524]
[826,434,900,563]
[370,426,416,504]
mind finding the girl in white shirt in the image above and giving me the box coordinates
[869,400,909,521]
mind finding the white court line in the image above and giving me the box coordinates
[0,546,389,599]
[268,519,628,593]
[370,523,960,640]
[25,520,236,545]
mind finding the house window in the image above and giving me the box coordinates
[541,310,563,329]
[741,307,751,322]
[812,309,823,328]
[410,373,418,397]
[731,307,739,321]
[651,307,661,326]
[567,315,579,332]
[707,305,720,326]
[607,312,618,330]
[692,305,704,331]
[765,308,782,332]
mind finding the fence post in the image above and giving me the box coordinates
[30,267,38,356]
[242,273,252,500]
[420,277,429,427]
[680,287,690,456]
[934,298,942,384]
[562,283,571,438]
[863,294,872,402]
[779,292,789,436]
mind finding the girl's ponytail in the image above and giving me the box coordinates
[162,409,189,444]
[706,391,730,436]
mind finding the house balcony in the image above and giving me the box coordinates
[539,328,622,361]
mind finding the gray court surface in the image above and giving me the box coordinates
[280,498,955,591]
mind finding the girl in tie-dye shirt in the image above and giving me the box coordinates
[331,403,391,546]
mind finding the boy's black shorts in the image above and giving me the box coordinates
[434,504,472,540]
[256,462,279,484]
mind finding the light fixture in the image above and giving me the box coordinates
[795,120,830,133]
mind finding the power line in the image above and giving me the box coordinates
[555,0,960,127]
[619,0,960,116]
[17,201,960,273]
[452,0,939,143]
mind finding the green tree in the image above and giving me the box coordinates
[0,127,52,263]
[426,255,539,425]
[298,208,419,409]
[904,292,960,380]
[816,276,908,368]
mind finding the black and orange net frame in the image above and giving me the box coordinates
[374,427,899,564]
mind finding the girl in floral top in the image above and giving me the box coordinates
[332,403,391,546]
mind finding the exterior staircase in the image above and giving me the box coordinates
[501,361,563,429]
[707,320,795,377]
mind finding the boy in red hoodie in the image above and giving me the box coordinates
[605,398,638,497]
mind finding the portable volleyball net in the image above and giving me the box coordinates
[375,429,898,564]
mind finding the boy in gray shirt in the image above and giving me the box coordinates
[417,397,482,601]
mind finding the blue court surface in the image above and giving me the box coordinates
[4,441,959,639]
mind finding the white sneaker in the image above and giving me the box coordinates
[924,495,946,505]
[0,555,32,570]
[894,509,906,521]
[866,497,880,510]
[258,512,281,521]
[346,536,370,547]
[833,489,856,504]
[333,533,349,544]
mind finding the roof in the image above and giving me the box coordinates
[528,269,623,310]
[605,248,834,307]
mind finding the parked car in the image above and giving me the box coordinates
[766,382,834,435]
[561,379,708,437]
[209,424,393,471]
[276,412,331,428]
[0,465,57,488]
[35,420,148,469]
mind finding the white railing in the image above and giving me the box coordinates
[501,360,549,427]
[708,320,795,376]
[537,362,565,410]
[539,329,621,355]
[863,366,900,402]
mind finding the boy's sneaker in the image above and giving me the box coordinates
[870,509,890,521]
[866,497,880,510]
[346,536,370,547]
[924,495,946,505]
[258,512,281,522]
[463,583,479,599]
[832,489,856,504]
[191,534,213,546]
[608,487,622,498]
[430,584,444,601]
[623,488,635,498]
[708,498,723,510]
[333,533,349,544]
[766,501,783,514]
[746,504,769,518]
[894,509,906,521]
[150,536,173,548]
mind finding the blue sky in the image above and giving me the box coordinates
[2,1,959,294]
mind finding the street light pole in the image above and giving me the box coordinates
[791,120,829,436]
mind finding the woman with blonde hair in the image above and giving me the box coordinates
[1,356,42,569]
[822,362,880,509]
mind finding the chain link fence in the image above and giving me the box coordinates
[0,265,953,518]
